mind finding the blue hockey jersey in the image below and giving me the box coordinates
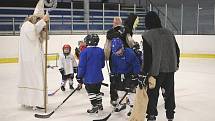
[111,48,141,74]
[78,47,105,84]
[134,50,143,66]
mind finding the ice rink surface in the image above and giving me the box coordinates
[0,58,215,121]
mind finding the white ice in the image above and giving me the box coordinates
[0,58,215,121]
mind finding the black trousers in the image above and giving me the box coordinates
[61,74,74,86]
[62,74,74,81]
[110,74,137,101]
[146,72,176,119]
[109,59,119,101]
[85,83,102,106]
[110,80,118,101]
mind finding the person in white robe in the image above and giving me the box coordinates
[17,0,49,110]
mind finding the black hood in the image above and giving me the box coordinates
[145,11,162,30]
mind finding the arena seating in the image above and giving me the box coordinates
[0,5,146,35]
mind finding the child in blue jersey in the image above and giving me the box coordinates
[110,38,141,115]
[77,34,105,114]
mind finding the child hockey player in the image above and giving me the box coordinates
[77,34,105,114]
[110,38,141,116]
[75,40,87,59]
[59,44,77,91]
[74,41,87,90]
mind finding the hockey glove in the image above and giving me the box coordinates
[75,48,80,58]
[131,74,138,82]
[138,74,146,89]
[77,83,82,90]
[124,74,138,92]
[148,76,156,89]
[76,75,83,84]
[59,68,65,76]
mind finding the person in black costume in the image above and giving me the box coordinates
[142,11,180,121]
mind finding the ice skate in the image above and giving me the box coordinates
[127,105,133,116]
[32,106,45,110]
[87,106,99,114]
[69,84,74,90]
[98,104,103,111]
[97,101,103,110]
[114,103,126,112]
[110,100,117,107]
[61,86,65,91]
[77,84,82,90]
[35,106,45,110]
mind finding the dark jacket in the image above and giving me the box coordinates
[142,28,180,76]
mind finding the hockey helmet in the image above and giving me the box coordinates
[80,44,87,51]
[63,44,71,55]
[84,34,99,46]
[111,38,123,54]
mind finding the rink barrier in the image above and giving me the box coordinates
[0,55,58,64]
[1,53,215,64]
[181,54,215,58]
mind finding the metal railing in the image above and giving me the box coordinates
[146,0,215,35]
[147,0,179,34]
[0,3,146,35]
[2,1,211,35]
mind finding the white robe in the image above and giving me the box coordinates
[17,19,46,107]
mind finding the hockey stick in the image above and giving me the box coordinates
[47,83,107,96]
[93,91,129,121]
[95,60,110,88]
[34,87,78,118]
[101,82,109,87]
[42,0,58,113]
[48,87,60,96]
[47,65,55,69]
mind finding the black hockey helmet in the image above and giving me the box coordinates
[84,34,99,46]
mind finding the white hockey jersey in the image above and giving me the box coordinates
[59,53,77,75]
